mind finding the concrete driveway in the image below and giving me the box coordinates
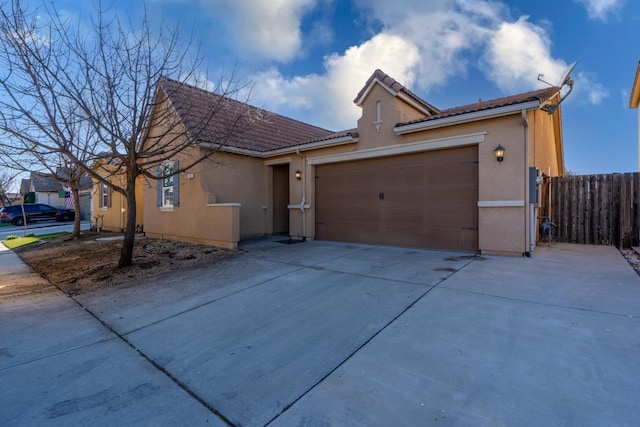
[1,240,639,426]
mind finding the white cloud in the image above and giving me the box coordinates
[251,33,419,130]
[244,0,607,129]
[353,0,503,92]
[483,17,567,92]
[203,0,317,63]
[574,0,623,20]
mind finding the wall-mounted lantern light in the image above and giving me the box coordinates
[295,170,302,180]
[494,145,505,162]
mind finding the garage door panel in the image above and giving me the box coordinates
[316,222,380,245]
[315,176,375,193]
[383,188,476,206]
[316,207,380,224]
[315,146,478,252]
[317,190,383,207]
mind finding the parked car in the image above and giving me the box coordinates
[0,204,75,226]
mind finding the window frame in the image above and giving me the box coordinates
[162,163,174,208]
[100,182,109,208]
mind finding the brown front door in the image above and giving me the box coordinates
[315,146,478,251]
[272,165,289,234]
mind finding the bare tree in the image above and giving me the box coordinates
[0,1,101,237]
[0,1,253,267]
[0,170,17,206]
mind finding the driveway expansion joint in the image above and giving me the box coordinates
[438,286,640,319]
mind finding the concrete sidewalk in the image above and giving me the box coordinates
[0,242,54,297]
[1,241,639,426]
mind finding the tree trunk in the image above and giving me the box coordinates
[118,172,138,268]
[72,186,81,238]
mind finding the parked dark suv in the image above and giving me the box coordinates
[0,204,75,226]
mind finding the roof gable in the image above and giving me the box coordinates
[353,69,440,116]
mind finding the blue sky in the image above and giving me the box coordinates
[35,0,640,174]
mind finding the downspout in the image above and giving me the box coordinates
[522,109,531,257]
[296,150,307,240]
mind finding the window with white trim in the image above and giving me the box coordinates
[156,160,180,208]
[99,182,110,208]
[162,163,174,207]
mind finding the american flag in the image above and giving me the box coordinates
[65,186,74,208]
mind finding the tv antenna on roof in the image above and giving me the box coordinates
[538,61,577,114]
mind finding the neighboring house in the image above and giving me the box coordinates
[629,59,640,170]
[26,171,92,219]
[142,71,564,255]
[90,157,144,233]
[0,192,21,206]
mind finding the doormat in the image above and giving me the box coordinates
[277,239,304,244]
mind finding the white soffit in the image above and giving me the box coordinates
[264,157,292,166]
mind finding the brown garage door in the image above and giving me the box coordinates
[315,146,478,251]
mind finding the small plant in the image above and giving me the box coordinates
[5,234,18,240]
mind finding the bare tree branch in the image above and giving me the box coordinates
[0,0,255,267]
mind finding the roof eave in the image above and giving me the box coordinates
[394,100,542,135]
[197,134,359,158]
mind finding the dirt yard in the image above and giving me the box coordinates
[621,249,640,277]
[14,231,241,295]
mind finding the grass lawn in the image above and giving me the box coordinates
[3,232,70,249]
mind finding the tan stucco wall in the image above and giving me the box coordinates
[529,108,563,176]
[143,148,268,247]
[199,150,267,237]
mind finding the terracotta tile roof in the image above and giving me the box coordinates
[399,86,560,126]
[158,77,336,153]
[354,69,440,116]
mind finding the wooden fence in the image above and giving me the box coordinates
[546,173,640,248]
